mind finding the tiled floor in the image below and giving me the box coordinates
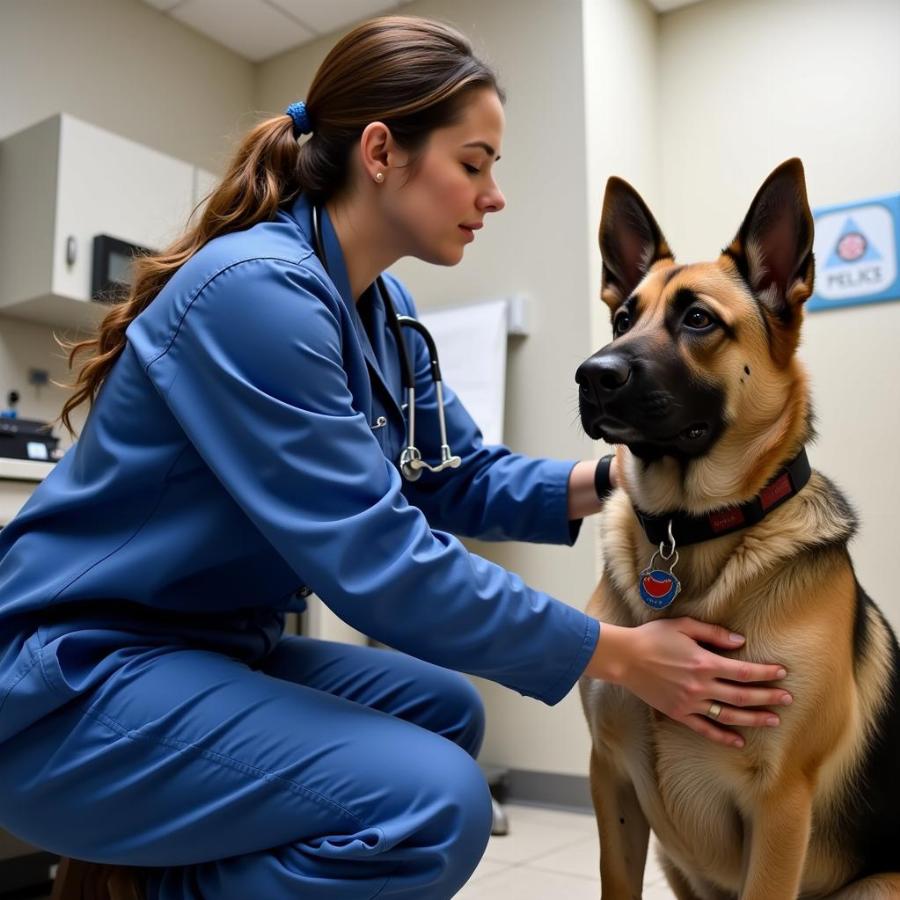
[457,803,675,898]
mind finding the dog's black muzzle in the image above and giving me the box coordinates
[575,341,725,460]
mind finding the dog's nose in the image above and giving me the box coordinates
[576,354,632,402]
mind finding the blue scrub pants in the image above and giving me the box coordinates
[0,623,493,899]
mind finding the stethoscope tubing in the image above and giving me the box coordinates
[310,205,460,481]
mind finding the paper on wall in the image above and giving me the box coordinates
[417,299,508,445]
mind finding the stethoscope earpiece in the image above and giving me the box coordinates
[312,205,460,482]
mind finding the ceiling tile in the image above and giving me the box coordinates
[171,0,316,62]
[270,0,411,37]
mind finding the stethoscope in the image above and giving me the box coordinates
[312,205,461,482]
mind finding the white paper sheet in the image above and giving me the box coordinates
[418,299,508,445]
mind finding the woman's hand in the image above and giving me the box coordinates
[585,617,793,748]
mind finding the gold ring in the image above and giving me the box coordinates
[707,702,723,720]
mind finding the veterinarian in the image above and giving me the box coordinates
[0,16,792,900]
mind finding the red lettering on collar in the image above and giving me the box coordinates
[760,473,792,510]
[709,507,745,533]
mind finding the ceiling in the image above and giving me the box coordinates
[141,0,703,63]
[140,0,417,62]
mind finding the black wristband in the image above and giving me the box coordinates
[594,454,615,503]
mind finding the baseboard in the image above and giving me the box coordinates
[503,768,592,813]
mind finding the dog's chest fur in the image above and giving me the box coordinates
[580,475,869,895]
[580,677,749,888]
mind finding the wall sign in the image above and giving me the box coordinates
[808,191,899,312]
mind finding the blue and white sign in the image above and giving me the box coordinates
[808,192,900,312]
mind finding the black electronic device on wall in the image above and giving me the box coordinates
[91,233,153,303]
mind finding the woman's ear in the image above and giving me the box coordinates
[359,122,411,183]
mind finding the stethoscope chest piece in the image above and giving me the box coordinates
[400,445,462,482]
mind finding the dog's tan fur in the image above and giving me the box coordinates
[579,161,900,899]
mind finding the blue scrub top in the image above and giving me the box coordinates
[0,194,600,738]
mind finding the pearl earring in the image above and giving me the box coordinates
[374,171,385,183]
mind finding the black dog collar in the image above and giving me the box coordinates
[634,447,811,549]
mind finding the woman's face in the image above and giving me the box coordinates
[383,88,506,266]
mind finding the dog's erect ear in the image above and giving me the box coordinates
[599,177,674,309]
[723,158,815,364]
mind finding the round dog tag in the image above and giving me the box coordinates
[639,567,681,609]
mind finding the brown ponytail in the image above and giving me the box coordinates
[56,15,503,437]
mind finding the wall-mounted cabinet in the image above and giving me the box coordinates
[0,114,216,331]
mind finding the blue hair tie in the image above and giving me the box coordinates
[285,101,312,137]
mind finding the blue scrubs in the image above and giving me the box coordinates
[0,194,600,898]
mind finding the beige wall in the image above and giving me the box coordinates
[583,0,660,556]
[0,0,254,172]
[659,0,900,631]
[584,0,659,313]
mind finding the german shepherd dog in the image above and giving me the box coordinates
[576,159,900,898]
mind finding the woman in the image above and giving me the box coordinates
[0,16,791,900]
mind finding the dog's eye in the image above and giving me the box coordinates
[613,313,632,337]
[684,308,714,330]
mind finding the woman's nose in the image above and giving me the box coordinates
[480,181,506,214]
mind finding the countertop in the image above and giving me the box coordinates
[0,457,54,482]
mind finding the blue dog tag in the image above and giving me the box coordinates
[639,567,681,610]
